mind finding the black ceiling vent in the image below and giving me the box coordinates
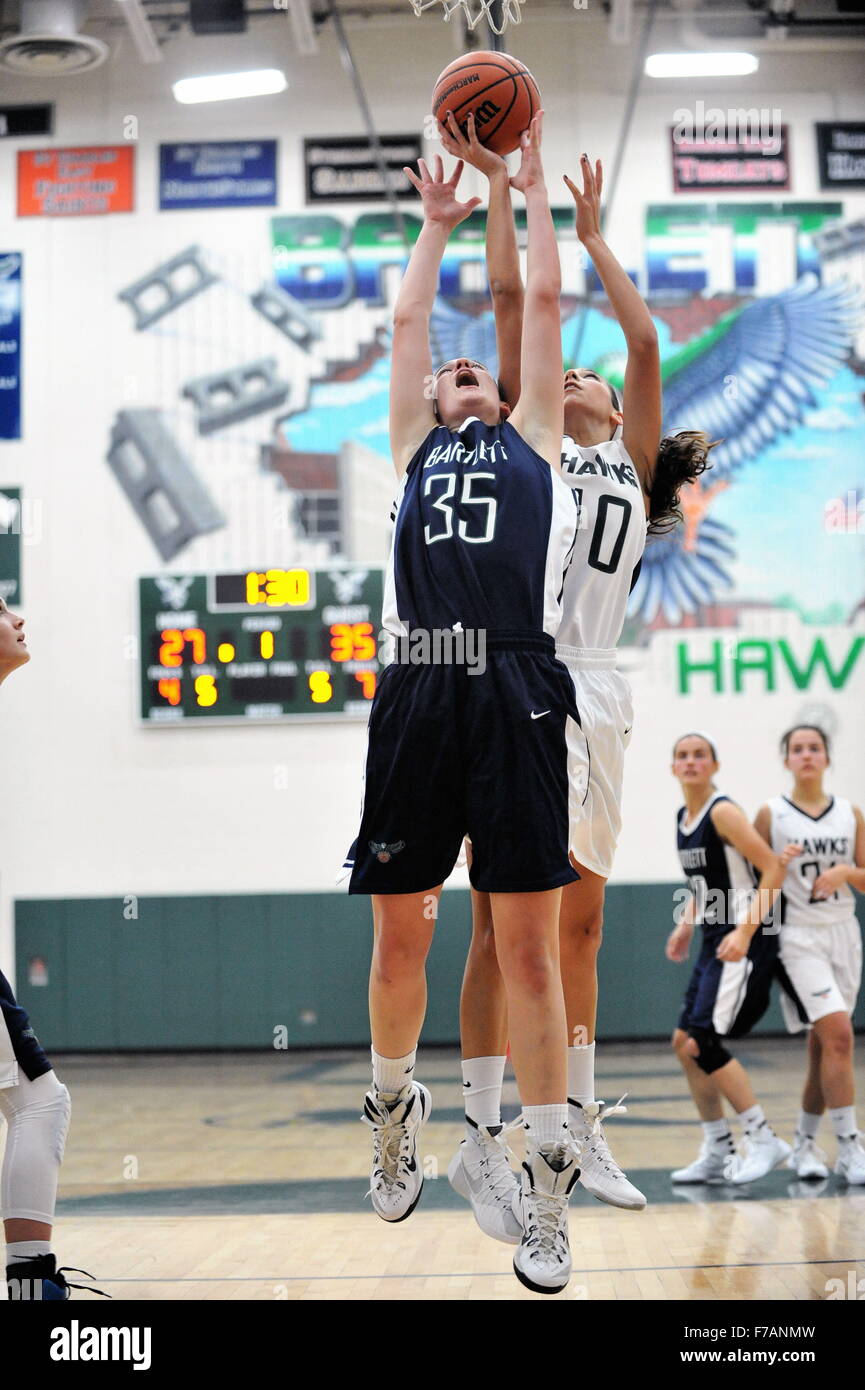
[189,0,247,35]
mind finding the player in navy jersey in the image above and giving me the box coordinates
[0,597,98,1300]
[437,114,714,1230]
[665,733,795,1184]
[754,725,865,1184]
[349,119,584,1294]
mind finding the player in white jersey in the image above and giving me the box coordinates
[755,725,865,1185]
[438,116,715,1233]
[0,598,102,1300]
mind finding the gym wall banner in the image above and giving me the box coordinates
[0,253,21,440]
[816,123,865,190]
[0,488,22,604]
[159,141,278,210]
[304,136,423,203]
[670,128,791,193]
[17,146,134,217]
[0,104,52,138]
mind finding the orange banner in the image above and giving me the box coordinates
[17,145,134,217]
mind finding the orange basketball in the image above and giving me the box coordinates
[432,51,541,158]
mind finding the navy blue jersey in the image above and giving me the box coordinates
[677,792,756,928]
[382,417,581,638]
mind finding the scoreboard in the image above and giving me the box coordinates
[139,567,383,724]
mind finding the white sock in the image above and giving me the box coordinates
[738,1103,767,1135]
[461,1055,505,1132]
[796,1110,822,1141]
[371,1047,415,1098]
[828,1105,858,1142]
[523,1103,569,1147]
[703,1118,733,1145]
[566,1042,595,1106]
[6,1240,52,1265]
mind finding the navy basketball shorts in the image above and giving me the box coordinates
[0,969,53,1088]
[677,924,779,1040]
[348,632,581,895]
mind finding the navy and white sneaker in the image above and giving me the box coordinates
[6,1255,109,1300]
[361,1082,432,1222]
[512,1141,581,1295]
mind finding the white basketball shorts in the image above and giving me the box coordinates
[777,918,863,1033]
[556,647,634,880]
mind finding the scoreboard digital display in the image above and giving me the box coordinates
[139,567,383,724]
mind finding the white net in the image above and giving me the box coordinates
[408,0,525,35]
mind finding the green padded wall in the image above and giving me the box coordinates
[13,889,865,1051]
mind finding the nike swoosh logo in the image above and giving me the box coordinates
[530,710,550,720]
[624,726,632,736]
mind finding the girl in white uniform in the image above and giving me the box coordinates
[756,724,865,1184]
[438,115,715,1236]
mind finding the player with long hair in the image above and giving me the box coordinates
[439,113,713,1234]
[666,732,795,1184]
[754,724,865,1184]
[349,118,587,1294]
[0,597,91,1300]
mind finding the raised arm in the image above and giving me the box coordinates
[390,156,481,477]
[507,114,563,465]
[711,800,794,963]
[564,157,661,494]
[439,112,524,409]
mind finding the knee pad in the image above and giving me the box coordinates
[689,1028,731,1075]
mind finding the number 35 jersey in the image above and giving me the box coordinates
[555,438,647,651]
[382,418,582,639]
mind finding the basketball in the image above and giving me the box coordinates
[431,51,541,158]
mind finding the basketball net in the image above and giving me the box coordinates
[408,0,525,35]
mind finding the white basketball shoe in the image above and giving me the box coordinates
[834,1136,865,1185]
[570,1099,646,1210]
[361,1082,431,1222]
[671,1135,735,1184]
[512,1141,581,1295]
[448,1121,522,1244]
[787,1136,830,1180]
[726,1126,791,1184]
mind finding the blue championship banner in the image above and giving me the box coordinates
[0,253,22,440]
[159,141,278,210]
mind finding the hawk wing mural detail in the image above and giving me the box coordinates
[629,274,863,624]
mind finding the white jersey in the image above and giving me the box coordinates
[556,437,647,651]
[768,794,857,927]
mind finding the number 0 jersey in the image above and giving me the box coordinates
[768,794,857,926]
[382,417,581,639]
[555,437,647,651]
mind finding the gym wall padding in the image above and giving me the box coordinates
[14,891,865,1051]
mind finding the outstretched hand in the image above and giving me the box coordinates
[438,111,508,180]
[564,153,603,243]
[403,155,481,229]
[509,111,546,195]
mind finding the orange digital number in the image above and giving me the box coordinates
[354,671,377,700]
[330,621,376,662]
[157,677,181,706]
[183,627,206,663]
[159,628,185,667]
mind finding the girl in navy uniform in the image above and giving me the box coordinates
[666,733,794,1184]
[0,597,85,1300]
[438,113,713,1229]
[350,120,583,1294]
[755,725,865,1184]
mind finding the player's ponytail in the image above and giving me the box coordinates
[646,431,719,537]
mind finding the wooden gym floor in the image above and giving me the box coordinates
[1,1038,863,1301]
